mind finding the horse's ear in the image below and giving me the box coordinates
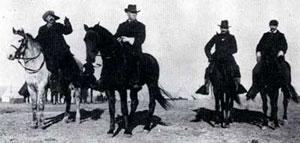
[94,21,100,27]
[84,24,89,32]
[12,27,16,34]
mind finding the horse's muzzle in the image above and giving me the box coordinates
[7,54,15,60]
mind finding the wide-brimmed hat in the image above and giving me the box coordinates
[42,10,60,22]
[124,4,140,13]
[269,19,279,26]
[218,20,231,29]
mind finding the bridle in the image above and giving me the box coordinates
[12,36,45,74]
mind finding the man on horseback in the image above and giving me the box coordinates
[197,20,245,95]
[246,20,289,100]
[35,10,81,89]
[114,4,146,90]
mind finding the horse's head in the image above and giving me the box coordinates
[84,23,120,65]
[8,27,34,60]
[83,23,102,64]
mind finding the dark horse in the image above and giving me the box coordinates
[247,57,299,129]
[83,23,172,135]
[210,59,244,128]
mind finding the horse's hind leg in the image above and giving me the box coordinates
[129,90,139,121]
[282,88,289,124]
[107,90,116,134]
[73,87,81,124]
[144,83,158,132]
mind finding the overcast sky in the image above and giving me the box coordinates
[0,0,300,98]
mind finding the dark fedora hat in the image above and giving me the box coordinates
[269,19,279,26]
[218,20,231,29]
[124,4,140,13]
[42,10,60,22]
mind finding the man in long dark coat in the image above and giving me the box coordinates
[114,4,146,89]
[246,20,289,99]
[197,20,245,95]
[35,10,81,89]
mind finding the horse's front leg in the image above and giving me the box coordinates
[214,88,221,126]
[119,89,131,136]
[220,92,226,128]
[62,84,71,123]
[90,88,93,103]
[224,91,233,128]
[261,89,268,129]
[37,85,46,128]
[107,90,116,134]
[28,86,38,129]
[73,87,81,124]
[270,89,279,128]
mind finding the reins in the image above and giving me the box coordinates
[12,42,45,74]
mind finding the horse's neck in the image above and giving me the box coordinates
[24,39,44,67]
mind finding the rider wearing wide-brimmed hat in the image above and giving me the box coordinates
[112,4,146,90]
[36,10,81,89]
[197,20,245,95]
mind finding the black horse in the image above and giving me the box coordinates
[210,59,245,128]
[83,23,172,136]
[247,58,299,129]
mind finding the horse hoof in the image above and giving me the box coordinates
[124,131,132,137]
[63,117,69,123]
[75,116,81,124]
[223,124,230,128]
[107,129,114,135]
[38,123,46,130]
[283,119,288,125]
[30,122,38,129]
[143,129,150,133]
[261,126,267,130]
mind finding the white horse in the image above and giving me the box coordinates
[8,28,81,129]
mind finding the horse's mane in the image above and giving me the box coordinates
[25,33,42,49]
[94,25,120,47]
[92,25,123,57]
[25,33,34,39]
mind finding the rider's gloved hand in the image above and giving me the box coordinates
[277,50,284,57]
[256,52,262,62]
[64,17,70,25]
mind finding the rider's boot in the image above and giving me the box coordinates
[234,78,247,94]
[196,79,210,95]
[246,85,260,100]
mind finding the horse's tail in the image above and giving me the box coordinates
[148,83,172,110]
[284,84,299,103]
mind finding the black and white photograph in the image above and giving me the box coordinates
[0,0,300,142]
